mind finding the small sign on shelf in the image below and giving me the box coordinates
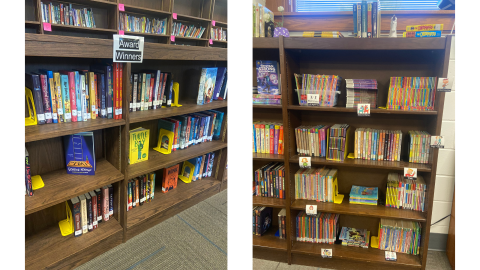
[113,34,144,63]
[170,35,175,42]
[437,77,453,92]
[357,104,370,116]
[321,249,332,258]
[118,3,125,11]
[306,204,317,215]
[173,13,177,20]
[212,20,216,26]
[299,156,311,168]
[385,251,397,261]
[43,22,52,32]
[404,167,417,180]
[430,136,445,148]
[307,94,319,106]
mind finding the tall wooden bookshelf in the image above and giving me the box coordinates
[25,1,227,269]
[253,36,451,270]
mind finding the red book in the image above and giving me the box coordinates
[70,197,82,237]
[270,126,274,154]
[89,191,98,229]
[162,164,179,193]
[119,64,123,119]
[149,77,154,110]
[39,74,53,123]
[102,186,109,221]
[60,71,77,122]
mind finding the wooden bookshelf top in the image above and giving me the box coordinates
[128,141,227,179]
[25,20,40,25]
[291,199,426,222]
[212,40,228,43]
[253,225,287,251]
[25,118,126,143]
[253,37,280,49]
[129,101,227,124]
[127,178,221,228]
[25,159,124,216]
[25,217,123,270]
[283,37,448,50]
[253,196,286,208]
[289,155,432,172]
[292,242,422,268]
[253,153,284,162]
[287,105,438,115]
[253,104,283,109]
[214,21,228,27]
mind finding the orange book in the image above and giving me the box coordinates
[278,126,284,155]
[162,164,179,193]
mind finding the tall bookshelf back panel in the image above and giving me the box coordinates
[173,0,212,19]
[122,0,171,11]
[253,108,283,123]
[26,0,37,21]
[212,0,227,22]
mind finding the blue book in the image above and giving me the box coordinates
[64,132,95,175]
[209,110,224,140]
[197,68,218,105]
[60,74,72,122]
[74,71,82,121]
[256,60,280,95]
[349,185,378,201]
[213,67,227,100]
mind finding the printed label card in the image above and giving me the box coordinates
[321,249,332,258]
[357,104,370,116]
[437,77,453,92]
[299,157,311,168]
[404,167,417,180]
[430,136,445,148]
[306,204,317,215]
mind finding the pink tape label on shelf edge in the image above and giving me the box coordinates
[173,13,177,19]
[43,22,52,32]
[119,4,125,11]
[171,36,175,42]
[209,39,213,45]
[119,30,124,35]
[212,20,216,26]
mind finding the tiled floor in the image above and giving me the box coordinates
[253,250,453,270]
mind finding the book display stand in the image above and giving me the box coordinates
[253,36,451,270]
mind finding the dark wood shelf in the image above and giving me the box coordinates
[123,31,168,38]
[49,24,118,34]
[25,20,40,25]
[62,0,118,8]
[123,4,171,16]
[253,104,283,109]
[25,217,123,270]
[214,21,227,27]
[128,140,227,179]
[289,155,432,172]
[253,226,287,251]
[287,105,438,115]
[25,159,124,216]
[253,153,284,162]
[253,37,280,49]
[212,39,227,43]
[127,178,221,228]
[174,35,209,41]
[25,118,126,143]
[291,199,426,222]
[284,37,447,50]
[175,14,211,23]
[253,196,286,208]
[129,101,227,123]
[292,242,422,268]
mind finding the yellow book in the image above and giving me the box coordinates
[129,128,149,164]
[88,72,96,120]
[406,24,443,32]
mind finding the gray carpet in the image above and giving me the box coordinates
[75,190,227,270]
[253,250,453,270]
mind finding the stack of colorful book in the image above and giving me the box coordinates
[172,22,206,38]
[387,77,437,111]
[354,128,403,161]
[294,74,341,107]
[196,67,228,105]
[407,131,431,164]
[296,212,340,244]
[252,122,284,155]
[404,24,443,38]
[349,185,378,205]
[346,79,377,108]
[41,2,96,28]
[119,13,167,34]
[295,125,330,157]
[379,219,422,255]
[339,227,370,248]
[254,162,285,199]
[127,173,155,211]
[294,167,338,203]
[386,173,427,212]
[327,124,350,161]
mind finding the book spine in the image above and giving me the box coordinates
[87,195,93,231]
[31,75,46,124]
[95,189,102,223]
[25,149,33,196]
[361,1,367,38]
[39,75,53,123]
[47,75,58,123]
[135,178,140,205]
[73,200,82,237]
[108,185,114,217]
[279,126,284,155]
[88,72,96,120]
[75,72,83,121]
[367,3,372,38]
[357,4,362,38]
[103,187,109,221]
[53,73,64,122]
[148,76,154,110]
[269,125,274,154]
[67,72,78,122]
[106,66,113,118]
[119,64,123,119]
[94,74,99,117]
[353,4,357,38]
[91,194,98,229]
[372,2,377,38]
[80,197,88,234]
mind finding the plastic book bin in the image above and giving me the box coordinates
[58,202,74,236]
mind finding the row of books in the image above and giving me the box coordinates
[349,185,378,205]
[70,186,113,237]
[129,71,172,111]
[197,67,228,105]
[339,227,370,248]
[211,28,227,41]
[252,207,272,236]
[40,2,96,28]
[255,61,281,95]
[294,167,338,203]
[387,77,437,111]
[253,162,285,199]
[386,173,426,212]
[407,131,431,164]
[295,125,329,157]
[252,1,274,38]
[172,22,206,39]
[346,79,378,108]
[25,64,124,124]
[328,124,349,161]
[353,1,381,38]
[252,122,284,155]
[252,93,282,105]
[119,13,167,35]
[127,173,155,211]
[403,24,443,38]
[294,74,341,107]
[354,128,403,161]
[379,219,421,255]
[296,212,340,244]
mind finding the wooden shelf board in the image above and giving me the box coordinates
[253,153,284,162]
[123,4,171,16]
[129,101,227,123]
[253,226,287,251]
[292,242,422,268]
[253,37,280,49]
[214,21,227,27]
[289,155,432,172]
[25,20,40,25]
[253,196,286,208]
[174,36,208,41]
[253,104,283,109]
[25,217,123,270]
[25,159,124,216]
[128,141,227,178]
[287,105,438,115]
[174,14,211,23]
[50,24,117,34]
[123,31,168,38]
[291,199,426,222]
[25,118,125,143]
[212,40,227,43]
[283,37,447,50]
[127,178,221,228]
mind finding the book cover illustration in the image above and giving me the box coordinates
[129,128,150,164]
[203,68,218,104]
[349,185,378,200]
[162,164,179,193]
[256,61,280,95]
[64,132,95,175]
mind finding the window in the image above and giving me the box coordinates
[296,0,440,12]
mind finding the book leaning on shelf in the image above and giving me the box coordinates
[129,128,150,165]
[197,67,228,105]
[296,212,340,244]
[278,209,286,239]
[353,1,381,38]
[40,2,96,28]
[253,162,285,199]
[339,227,370,248]
[253,122,284,155]
[252,1,274,38]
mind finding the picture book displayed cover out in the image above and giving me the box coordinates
[256,60,280,95]
[162,164,179,193]
[64,132,95,175]
[197,68,218,105]
[129,128,150,164]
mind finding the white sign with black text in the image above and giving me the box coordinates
[113,35,144,63]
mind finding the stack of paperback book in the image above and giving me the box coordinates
[255,60,281,105]
[127,173,155,211]
[197,67,228,105]
[119,13,167,35]
[349,185,378,205]
[296,212,340,244]
[211,27,227,41]
[41,2,96,28]
[294,74,341,107]
[278,209,287,239]
[70,186,114,237]
[354,128,403,161]
[407,131,431,164]
[301,31,344,38]
[327,124,350,161]
[386,173,426,212]
[253,162,285,199]
[130,71,173,111]
[346,79,377,108]
[294,167,338,203]
[387,77,437,111]
[379,218,422,255]
[403,24,443,38]
[295,125,330,157]
[253,207,273,236]
[353,1,381,38]
[172,22,206,38]
[252,122,284,155]
[339,227,370,248]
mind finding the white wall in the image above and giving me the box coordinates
[431,36,455,234]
